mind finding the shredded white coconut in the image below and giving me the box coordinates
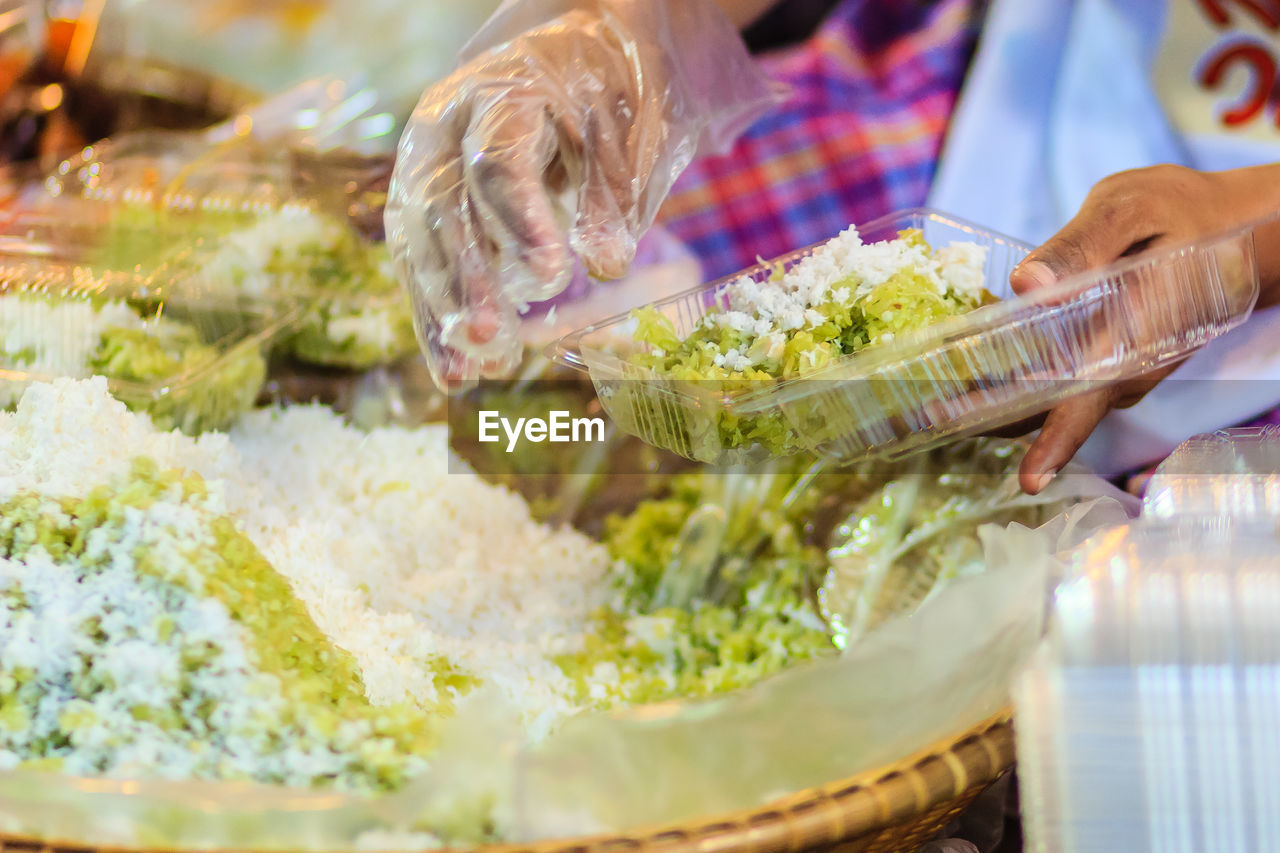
[324,304,402,351]
[196,208,345,299]
[710,227,989,339]
[935,243,990,297]
[0,378,615,740]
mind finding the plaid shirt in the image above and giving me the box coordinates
[658,0,980,282]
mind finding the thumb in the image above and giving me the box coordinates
[1011,197,1150,295]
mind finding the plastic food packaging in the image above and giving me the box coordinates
[1142,425,1280,521]
[36,75,395,217]
[2,181,415,371]
[0,253,297,432]
[1015,515,1280,852]
[552,208,1261,465]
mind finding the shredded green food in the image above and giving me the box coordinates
[95,206,416,369]
[0,294,266,434]
[559,464,837,707]
[612,229,997,460]
[89,323,266,433]
[0,461,439,791]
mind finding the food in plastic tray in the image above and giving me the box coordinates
[97,204,415,369]
[0,260,292,432]
[553,208,1260,465]
[3,202,416,370]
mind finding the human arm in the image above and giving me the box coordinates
[1011,163,1280,494]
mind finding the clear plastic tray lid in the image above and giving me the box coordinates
[1143,425,1280,521]
[37,76,394,218]
[551,208,1262,466]
[0,104,412,374]
[1050,518,1280,667]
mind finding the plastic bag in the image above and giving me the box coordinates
[502,477,1136,838]
[821,443,1136,647]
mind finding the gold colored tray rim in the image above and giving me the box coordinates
[0,709,1014,853]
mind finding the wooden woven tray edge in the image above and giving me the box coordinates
[465,708,1015,853]
[0,710,1014,853]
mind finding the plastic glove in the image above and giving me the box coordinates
[384,0,782,389]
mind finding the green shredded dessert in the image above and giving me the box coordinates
[630,228,994,381]
[95,205,417,369]
[0,460,437,791]
[559,463,837,706]
[0,294,265,433]
[610,227,998,460]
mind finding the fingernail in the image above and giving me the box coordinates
[1034,468,1059,493]
[1015,260,1057,290]
[466,307,501,344]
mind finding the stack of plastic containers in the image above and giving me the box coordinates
[1016,427,1280,852]
[1142,425,1280,521]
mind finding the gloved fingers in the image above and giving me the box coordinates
[427,185,522,365]
[413,306,515,393]
[397,147,521,388]
[528,84,645,284]
[568,105,640,280]
[567,27,693,280]
[463,92,574,302]
[411,275,521,391]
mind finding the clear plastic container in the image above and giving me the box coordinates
[1143,425,1280,521]
[0,198,415,371]
[40,134,391,225]
[1016,519,1280,853]
[551,209,1260,465]
[38,75,395,213]
[0,254,299,433]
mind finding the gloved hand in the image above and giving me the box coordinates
[384,0,782,389]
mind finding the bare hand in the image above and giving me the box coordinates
[1010,163,1280,493]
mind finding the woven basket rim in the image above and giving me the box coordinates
[454,707,1014,853]
[0,708,1014,853]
